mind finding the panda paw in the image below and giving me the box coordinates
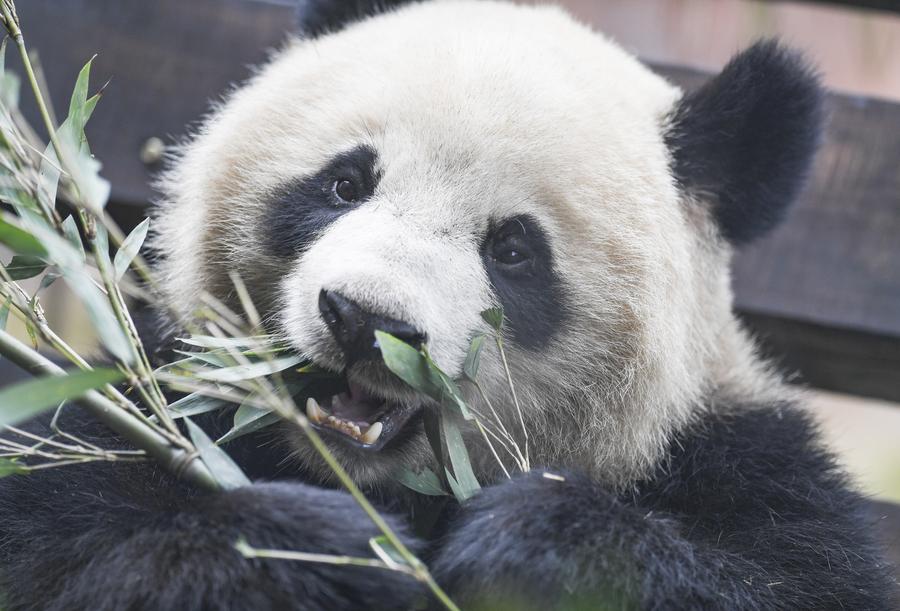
[430,470,630,609]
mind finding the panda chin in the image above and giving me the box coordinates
[304,380,421,452]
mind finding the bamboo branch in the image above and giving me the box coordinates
[0,329,219,491]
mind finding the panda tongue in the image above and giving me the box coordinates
[330,381,383,424]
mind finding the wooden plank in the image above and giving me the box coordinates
[10,0,296,205]
[739,312,900,403]
[766,0,900,15]
[9,0,900,401]
[656,64,900,342]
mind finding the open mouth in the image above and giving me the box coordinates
[305,380,420,451]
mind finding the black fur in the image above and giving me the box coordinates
[264,145,380,258]
[0,411,425,611]
[296,0,421,37]
[432,406,896,610]
[481,215,568,350]
[666,40,825,245]
[2,402,894,609]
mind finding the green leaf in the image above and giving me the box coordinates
[38,269,62,292]
[0,297,9,330]
[444,468,466,503]
[37,140,60,214]
[68,57,94,126]
[195,355,304,383]
[481,306,504,331]
[113,218,148,280]
[375,331,441,397]
[216,403,280,445]
[178,335,275,351]
[0,71,20,109]
[0,458,27,478]
[171,350,232,368]
[395,467,448,496]
[425,354,471,420]
[0,368,124,428]
[57,116,110,212]
[185,417,251,490]
[94,222,113,269]
[18,219,129,363]
[462,334,486,381]
[0,218,47,257]
[441,411,480,501]
[61,216,85,262]
[4,255,46,280]
[369,535,408,570]
[167,392,230,419]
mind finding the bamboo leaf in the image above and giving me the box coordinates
[462,334,486,381]
[63,269,133,364]
[481,306,504,331]
[167,392,230,419]
[0,368,124,428]
[217,403,280,445]
[195,355,304,383]
[0,218,46,257]
[178,335,275,351]
[375,331,441,398]
[37,268,61,292]
[113,217,148,280]
[369,535,408,570]
[441,411,480,501]
[68,56,94,127]
[444,468,466,502]
[0,297,9,330]
[61,215,85,262]
[185,417,251,490]
[395,467,448,496]
[4,255,46,280]
[171,350,232,368]
[0,71,20,110]
[0,458,27,478]
[37,140,60,213]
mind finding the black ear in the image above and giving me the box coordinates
[296,0,421,37]
[666,40,825,245]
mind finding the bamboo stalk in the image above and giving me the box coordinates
[0,329,219,491]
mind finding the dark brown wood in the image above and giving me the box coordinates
[738,312,900,402]
[764,0,900,15]
[656,64,900,341]
[9,1,900,402]
[11,0,296,205]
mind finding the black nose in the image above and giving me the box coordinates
[318,289,426,364]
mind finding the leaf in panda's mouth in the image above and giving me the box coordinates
[305,381,419,450]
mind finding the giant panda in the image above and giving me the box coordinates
[0,0,895,609]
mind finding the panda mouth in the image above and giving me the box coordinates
[304,380,419,451]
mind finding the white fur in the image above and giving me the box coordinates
[153,0,786,487]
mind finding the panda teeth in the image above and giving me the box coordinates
[306,397,384,445]
[305,397,326,424]
[361,422,383,445]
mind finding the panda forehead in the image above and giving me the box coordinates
[210,1,679,182]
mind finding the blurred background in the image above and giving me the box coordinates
[2,0,899,567]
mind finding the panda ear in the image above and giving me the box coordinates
[666,40,825,245]
[295,0,421,37]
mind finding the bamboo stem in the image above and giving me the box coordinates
[0,329,219,491]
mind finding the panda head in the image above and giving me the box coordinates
[153,0,823,487]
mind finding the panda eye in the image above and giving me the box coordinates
[490,234,533,268]
[332,178,360,203]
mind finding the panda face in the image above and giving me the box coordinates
[155,1,730,486]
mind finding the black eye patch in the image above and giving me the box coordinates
[481,215,568,350]
[263,145,379,258]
